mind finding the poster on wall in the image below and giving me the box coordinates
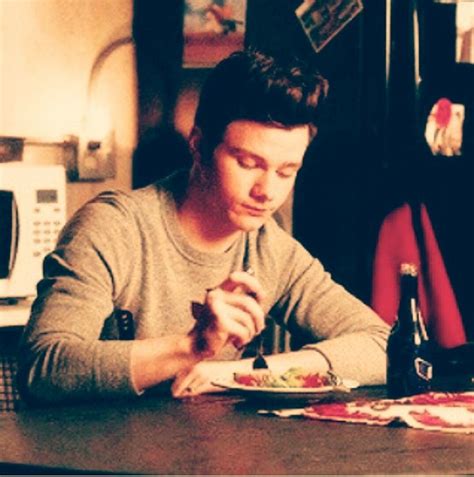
[183,0,247,68]
[295,0,363,53]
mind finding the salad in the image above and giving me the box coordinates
[233,367,334,389]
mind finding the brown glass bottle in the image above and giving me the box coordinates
[386,263,433,398]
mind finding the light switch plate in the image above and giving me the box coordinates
[65,132,116,181]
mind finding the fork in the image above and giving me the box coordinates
[244,270,268,369]
[252,332,269,369]
[243,241,269,370]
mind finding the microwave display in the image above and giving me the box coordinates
[36,190,58,204]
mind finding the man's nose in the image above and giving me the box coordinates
[251,172,275,201]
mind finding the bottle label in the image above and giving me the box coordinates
[415,357,433,381]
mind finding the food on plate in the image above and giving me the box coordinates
[233,367,332,388]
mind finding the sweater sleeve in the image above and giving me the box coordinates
[17,191,141,403]
[261,222,390,385]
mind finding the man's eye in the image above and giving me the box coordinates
[277,168,298,179]
[237,157,258,169]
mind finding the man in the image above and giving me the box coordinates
[18,49,389,403]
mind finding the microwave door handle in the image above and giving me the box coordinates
[10,193,19,274]
[0,190,19,279]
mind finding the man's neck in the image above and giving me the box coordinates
[177,182,241,254]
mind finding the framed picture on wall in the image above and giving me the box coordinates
[183,0,247,68]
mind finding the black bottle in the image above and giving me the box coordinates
[386,263,433,398]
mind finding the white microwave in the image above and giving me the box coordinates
[0,163,66,299]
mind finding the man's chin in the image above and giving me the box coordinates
[233,215,268,232]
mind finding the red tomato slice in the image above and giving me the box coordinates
[234,374,260,386]
[302,374,330,388]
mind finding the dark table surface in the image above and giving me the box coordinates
[0,386,473,475]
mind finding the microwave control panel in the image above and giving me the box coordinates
[32,190,65,258]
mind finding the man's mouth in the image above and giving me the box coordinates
[242,204,271,215]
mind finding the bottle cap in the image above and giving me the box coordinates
[400,262,418,276]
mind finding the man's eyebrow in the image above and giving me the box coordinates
[226,144,258,157]
[226,144,267,163]
[227,145,302,167]
[279,162,302,169]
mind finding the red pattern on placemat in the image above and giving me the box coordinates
[398,392,474,405]
[306,402,394,426]
[303,392,474,433]
[409,410,464,429]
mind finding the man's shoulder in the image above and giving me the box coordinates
[81,187,156,219]
[84,172,189,236]
[132,170,187,208]
[86,172,182,216]
[62,187,159,241]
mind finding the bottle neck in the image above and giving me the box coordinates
[396,272,429,341]
[400,274,417,299]
[397,274,418,327]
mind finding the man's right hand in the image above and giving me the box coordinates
[189,270,266,358]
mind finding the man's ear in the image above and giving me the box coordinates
[189,126,203,162]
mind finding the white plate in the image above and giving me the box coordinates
[212,377,359,403]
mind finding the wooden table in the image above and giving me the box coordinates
[0,387,472,475]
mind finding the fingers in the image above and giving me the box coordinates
[206,287,266,336]
[189,271,267,358]
[220,270,266,305]
[173,380,222,398]
[206,287,266,349]
[171,366,224,398]
[171,370,206,398]
[172,361,237,398]
[212,270,266,337]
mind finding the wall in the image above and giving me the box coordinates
[0,0,137,217]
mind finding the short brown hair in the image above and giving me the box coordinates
[194,48,329,160]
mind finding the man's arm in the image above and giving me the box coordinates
[171,348,330,397]
[131,271,266,393]
[130,334,199,392]
[250,220,390,387]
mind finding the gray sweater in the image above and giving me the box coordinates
[18,172,389,402]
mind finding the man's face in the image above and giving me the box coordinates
[202,120,310,234]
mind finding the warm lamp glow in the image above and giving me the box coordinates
[82,102,112,141]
